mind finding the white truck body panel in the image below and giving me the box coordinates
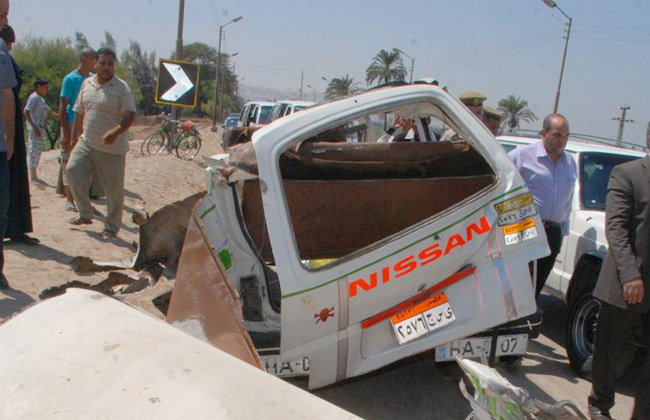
[0,289,359,420]
[173,85,550,388]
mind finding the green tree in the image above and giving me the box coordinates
[100,31,117,51]
[324,74,362,100]
[365,49,407,86]
[74,31,90,51]
[12,36,77,107]
[177,42,237,117]
[497,95,538,133]
[12,35,77,148]
[121,40,158,115]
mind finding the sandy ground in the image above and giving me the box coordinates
[0,119,221,322]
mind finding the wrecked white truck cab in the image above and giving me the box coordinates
[167,84,549,389]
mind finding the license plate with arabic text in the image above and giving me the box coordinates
[390,292,456,345]
[259,348,310,378]
[434,334,528,362]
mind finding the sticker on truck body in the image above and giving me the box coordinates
[494,193,538,226]
[502,218,538,246]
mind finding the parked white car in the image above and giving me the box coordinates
[223,101,276,148]
[267,100,315,123]
[498,135,646,377]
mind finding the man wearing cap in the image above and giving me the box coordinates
[459,91,487,119]
[440,91,487,141]
[483,106,504,136]
[508,113,576,298]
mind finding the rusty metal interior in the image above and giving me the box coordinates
[240,141,495,263]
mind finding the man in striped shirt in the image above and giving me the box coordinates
[67,47,136,238]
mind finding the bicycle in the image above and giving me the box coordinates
[141,114,202,160]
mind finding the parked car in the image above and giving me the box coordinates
[497,135,646,377]
[223,101,275,149]
[267,100,315,123]
[167,85,549,389]
[221,113,240,145]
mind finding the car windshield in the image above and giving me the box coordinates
[580,152,639,210]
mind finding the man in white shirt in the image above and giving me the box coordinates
[67,47,136,238]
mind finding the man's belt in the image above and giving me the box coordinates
[543,220,562,229]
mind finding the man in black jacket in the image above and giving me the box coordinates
[588,121,650,420]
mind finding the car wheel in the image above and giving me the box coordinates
[565,292,637,379]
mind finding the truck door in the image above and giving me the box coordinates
[253,86,549,388]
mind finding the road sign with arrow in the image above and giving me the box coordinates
[155,59,200,108]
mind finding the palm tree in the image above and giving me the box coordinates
[324,74,362,100]
[498,95,538,133]
[365,49,407,86]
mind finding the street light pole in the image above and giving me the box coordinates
[218,54,237,120]
[211,16,242,129]
[393,47,415,83]
[235,77,245,105]
[306,84,316,102]
[542,0,572,113]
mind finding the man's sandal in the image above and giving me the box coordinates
[68,217,93,225]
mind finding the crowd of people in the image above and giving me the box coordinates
[0,0,135,290]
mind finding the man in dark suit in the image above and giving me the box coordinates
[588,122,650,420]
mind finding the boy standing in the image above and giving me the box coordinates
[23,78,57,185]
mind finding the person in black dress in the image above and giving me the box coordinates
[0,24,38,246]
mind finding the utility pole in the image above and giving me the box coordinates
[613,105,634,146]
[553,16,572,113]
[211,16,243,130]
[541,0,572,113]
[171,0,185,137]
[299,71,304,100]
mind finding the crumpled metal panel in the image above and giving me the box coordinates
[242,175,494,261]
[167,206,262,369]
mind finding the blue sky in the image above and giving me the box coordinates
[12,0,650,146]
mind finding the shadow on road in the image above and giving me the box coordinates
[292,352,472,420]
[0,287,36,319]
[291,293,641,419]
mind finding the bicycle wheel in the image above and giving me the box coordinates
[174,134,202,160]
[140,133,154,155]
[146,132,169,155]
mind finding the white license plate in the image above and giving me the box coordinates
[434,334,528,362]
[390,292,456,345]
[259,349,310,378]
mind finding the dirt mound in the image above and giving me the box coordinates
[0,124,222,322]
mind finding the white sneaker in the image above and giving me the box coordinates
[64,202,77,212]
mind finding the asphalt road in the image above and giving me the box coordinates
[290,295,638,419]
